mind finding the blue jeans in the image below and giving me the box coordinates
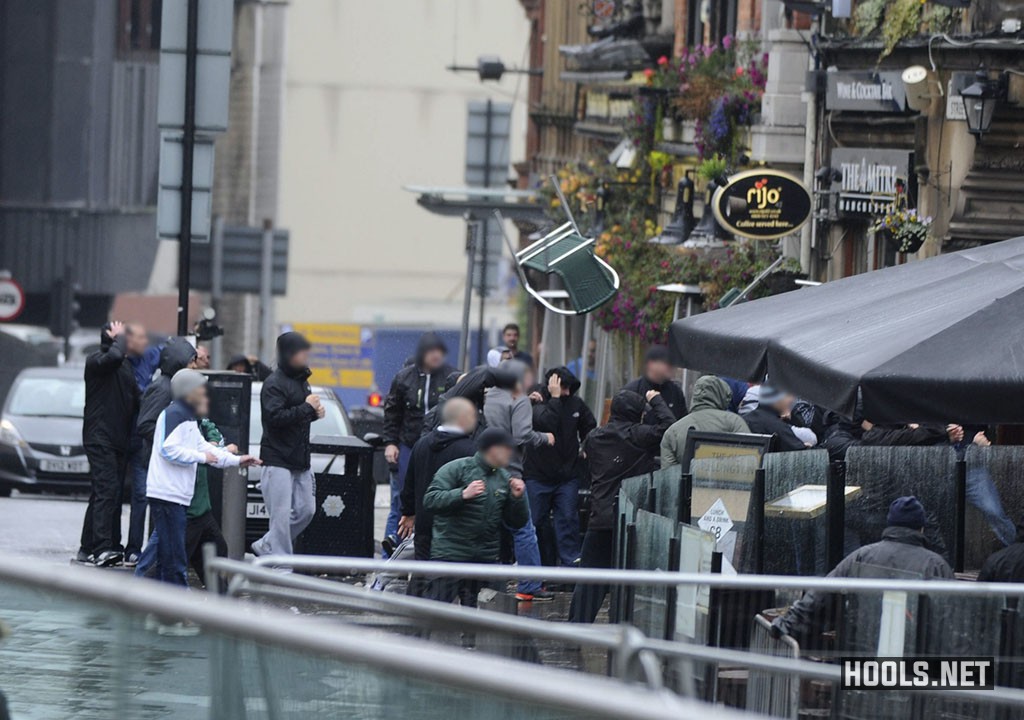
[126,454,148,556]
[135,528,159,578]
[966,464,1016,547]
[384,444,412,555]
[507,496,542,594]
[525,478,581,566]
[148,499,188,586]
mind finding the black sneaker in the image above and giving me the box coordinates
[381,533,400,557]
[74,550,94,564]
[516,590,556,602]
[123,552,141,568]
[93,550,123,568]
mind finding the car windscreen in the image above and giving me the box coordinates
[7,377,86,418]
[249,393,349,445]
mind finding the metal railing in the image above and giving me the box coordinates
[209,555,843,698]
[246,553,1024,598]
[232,553,1024,713]
[0,552,757,720]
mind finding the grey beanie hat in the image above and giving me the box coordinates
[171,368,208,400]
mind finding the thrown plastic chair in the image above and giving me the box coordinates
[494,177,619,316]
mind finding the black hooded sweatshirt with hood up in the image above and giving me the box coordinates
[136,336,198,462]
[524,367,597,484]
[260,332,318,470]
[399,426,476,560]
[83,326,140,451]
[582,389,674,530]
[382,332,456,448]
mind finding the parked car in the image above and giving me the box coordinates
[0,367,89,495]
[243,383,354,543]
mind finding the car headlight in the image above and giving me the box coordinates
[0,419,27,448]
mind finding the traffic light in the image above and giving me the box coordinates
[48,268,81,342]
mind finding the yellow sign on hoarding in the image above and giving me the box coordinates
[288,323,374,389]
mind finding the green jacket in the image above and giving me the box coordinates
[660,376,749,468]
[423,453,529,562]
[188,418,223,519]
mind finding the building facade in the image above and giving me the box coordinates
[274,0,530,329]
[0,0,162,327]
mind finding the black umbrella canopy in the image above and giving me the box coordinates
[669,237,1024,424]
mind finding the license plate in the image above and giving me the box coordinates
[246,502,269,519]
[39,459,89,474]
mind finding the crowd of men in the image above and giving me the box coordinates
[379,327,1024,622]
[74,318,1024,631]
[75,323,329,632]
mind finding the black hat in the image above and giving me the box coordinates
[887,496,926,529]
[645,345,671,364]
[476,427,515,452]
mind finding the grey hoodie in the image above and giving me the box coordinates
[483,387,548,475]
[660,375,750,468]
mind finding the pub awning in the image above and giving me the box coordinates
[668,237,1024,424]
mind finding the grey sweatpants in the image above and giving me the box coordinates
[257,466,315,555]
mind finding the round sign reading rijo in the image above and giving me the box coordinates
[0,277,26,322]
[711,169,812,240]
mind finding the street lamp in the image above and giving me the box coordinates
[447,55,543,82]
[959,68,1007,139]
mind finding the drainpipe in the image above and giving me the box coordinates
[799,17,819,274]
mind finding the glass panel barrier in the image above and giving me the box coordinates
[964,445,1024,570]
[762,450,830,576]
[844,447,957,563]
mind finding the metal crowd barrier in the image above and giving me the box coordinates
[207,555,840,699]
[0,552,743,720]
[226,553,1024,715]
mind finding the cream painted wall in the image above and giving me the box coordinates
[277,0,530,326]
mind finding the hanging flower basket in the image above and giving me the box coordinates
[873,208,932,254]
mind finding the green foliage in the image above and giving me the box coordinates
[697,155,729,182]
[853,0,886,36]
[853,0,961,60]
[881,0,923,59]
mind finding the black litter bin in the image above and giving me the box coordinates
[296,435,376,557]
[243,434,376,557]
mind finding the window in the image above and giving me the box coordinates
[117,0,162,57]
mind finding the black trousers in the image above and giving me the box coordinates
[569,529,614,623]
[79,445,127,555]
[185,510,228,587]
[424,570,484,608]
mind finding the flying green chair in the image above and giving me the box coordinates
[494,177,620,316]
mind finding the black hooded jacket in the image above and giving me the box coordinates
[743,405,808,452]
[861,423,949,447]
[419,365,506,437]
[583,390,675,530]
[260,332,318,470]
[82,328,140,451]
[399,427,476,560]
[524,367,597,483]
[382,332,456,447]
[978,525,1024,582]
[622,375,688,422]
[136,337,197,462]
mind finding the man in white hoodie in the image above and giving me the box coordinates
[144,369,260,586]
